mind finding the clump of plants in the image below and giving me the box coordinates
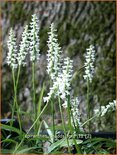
[1,14,116,154]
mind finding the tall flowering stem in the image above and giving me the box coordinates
[7,25,29,132]
[58,97,71,153]
[16,24,29,95]
[44,23,83,151]
[83,45,95,131]
[64,96,81,154]
[29,14,40,132]
[46,23,62,140]
[7,28,22,131]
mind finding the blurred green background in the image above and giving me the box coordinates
[1,1,116,132]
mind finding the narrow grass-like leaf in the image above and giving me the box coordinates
[60,139,82,147]
[82,137,115,145]
[1,149,13,154]
[36,83,45,134]
[16,147,38,154]
[37,83,45,116]
[1,138,17,144]
[1,124,21,135]
[26,135,49,141]
[44,138,65,154]
[43,121,53,143]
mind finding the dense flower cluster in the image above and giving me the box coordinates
[83,45,95,82]
[44,57,73,105]
[47,23,62,81]
[71,97,83,131]
[44,24,83,130]
[7,28,18,69]
[44,23,73,104]
[94,100,116,116]
[59,57,73,100]
[29,14,40,62]
[7,14,40,68]
[17,25,29,66]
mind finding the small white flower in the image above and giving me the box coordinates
[29,14,40,62]
[43,96,50,103]
[71,97,83,131]
[43,57,73,104]
[83,45,95,82]
[17,25,29,66]
[7,28,18,69]
[60,57,73,103]
[47,23,62,81]
[43,79,59,103]
[94,109,100,116]
[94,100,116,116]
[62,101,68,108]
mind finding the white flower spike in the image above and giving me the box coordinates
[29,14,40,62]
[17,25,29,66]
[83,45,95,82]
[47,23,62,81]
[60,57,73,104]
[71,97,83,131]
[44,57,73,105]
[7,28,18,69]
[94,100,116,116]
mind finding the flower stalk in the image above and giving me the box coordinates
[28,14,40,132]
[83,45,95,131]
[58,97,71,153]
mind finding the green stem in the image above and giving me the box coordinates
[87,78,90,131]
[58,97,71,154]
[16,66,21,89]
[11,69,16,122]
[16,66,22,132]
[67,96,81,154]
[50,99,55,142]
[11,68,22,132]
[82,115,97,127]
[13,102,49,154]
[32,62,36,132]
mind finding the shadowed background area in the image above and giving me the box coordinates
[1,1,116,132]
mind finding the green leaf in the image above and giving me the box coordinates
[37,83,45,116]
[1,124,21,135]
[82,137,114,145]
[45,138,65,154]
[2,138,17,144]
[60,139,82,147]
[16,147,38,154]
[45,138,82,154]
[1,149,13,154]
[105,141,116,148]
[43,121,53,143]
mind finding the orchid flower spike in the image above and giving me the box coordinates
[7,28,18,69]
[83,45,95,82]
[47,23,62,81]
[17,25,29,66]
[29,14,40,62]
